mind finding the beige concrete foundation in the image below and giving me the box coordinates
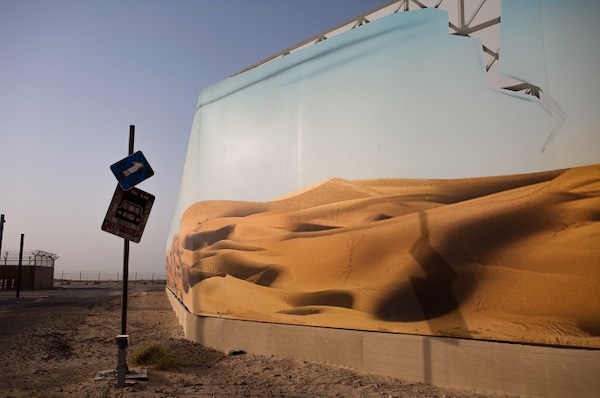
[167,289,600,397]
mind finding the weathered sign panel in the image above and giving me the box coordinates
[102,186,154,243]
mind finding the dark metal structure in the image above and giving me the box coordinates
[0,249,58,290]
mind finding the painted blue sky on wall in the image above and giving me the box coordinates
[177,1,600,221]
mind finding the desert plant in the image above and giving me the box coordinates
[129,341,174,370]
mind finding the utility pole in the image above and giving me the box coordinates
[16,234,24,298]
[0,215,4,291]
[0,214,5,258]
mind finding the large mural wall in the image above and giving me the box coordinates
[167,1,600,348]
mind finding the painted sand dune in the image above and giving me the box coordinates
[167,164,600,348]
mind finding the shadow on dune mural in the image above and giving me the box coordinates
[167,164,600,348]
[167,3,600,350]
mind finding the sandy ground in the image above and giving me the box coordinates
[0,282,507,398]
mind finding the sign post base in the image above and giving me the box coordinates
[116,334,129,388]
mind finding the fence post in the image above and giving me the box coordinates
[16,234,24,298]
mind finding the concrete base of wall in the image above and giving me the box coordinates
[167,288,600,398]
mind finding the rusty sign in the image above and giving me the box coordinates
[102,186,155,243]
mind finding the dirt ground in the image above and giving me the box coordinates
[0,282,508,398]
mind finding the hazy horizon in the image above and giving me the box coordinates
[0,0,384,275]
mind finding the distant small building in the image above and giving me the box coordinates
[0,250,58,290]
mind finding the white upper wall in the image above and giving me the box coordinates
[169,2,600,245]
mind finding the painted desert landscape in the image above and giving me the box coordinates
[167,164,600,348]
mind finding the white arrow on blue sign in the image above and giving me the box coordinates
[110,151,154,191]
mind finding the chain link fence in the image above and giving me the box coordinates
[54,270,166,284]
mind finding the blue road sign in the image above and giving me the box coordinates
[110,151,154,191]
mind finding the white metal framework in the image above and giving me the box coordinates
[237,1,500,74]
[233,0,560,151]
[234,1,536,94]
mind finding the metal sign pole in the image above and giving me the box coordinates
[121,238,129,335]
[117,125,135,388]
[98,124,151,385]
[121,124,134,335]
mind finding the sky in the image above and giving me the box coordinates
[0,0,384,276]
[1,0,599,278]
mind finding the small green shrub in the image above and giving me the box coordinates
[129,341,174,370]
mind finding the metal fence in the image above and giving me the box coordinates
[54,271,166,283]
[0,249,58,291]
[1,249,58,267]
